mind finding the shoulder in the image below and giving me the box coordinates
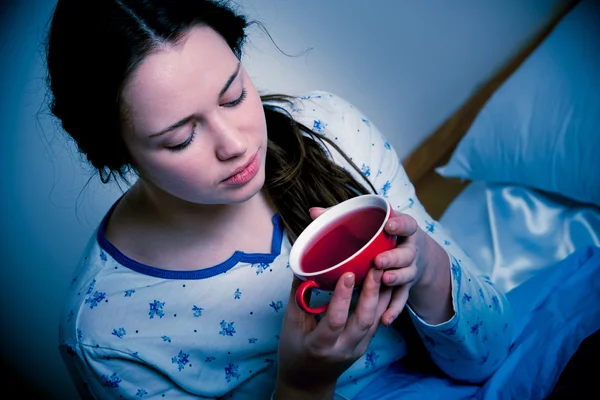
[58,234,145,347]
[263,90,353,125]
[282,90,356,122]
[265,91,372,144]
[293,91,386,150]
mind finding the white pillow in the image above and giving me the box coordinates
[437,0,600,207]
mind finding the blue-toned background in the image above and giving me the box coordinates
[0,0,567,397]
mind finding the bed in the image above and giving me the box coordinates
[384,0,600,398]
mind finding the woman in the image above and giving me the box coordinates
[47,1,511,398]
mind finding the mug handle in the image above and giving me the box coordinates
[295,280,329,314]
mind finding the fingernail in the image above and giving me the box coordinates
[386,274,396,285]
[387,316,396,325]
[378,256,388,268]
[344,273,355,288]
[372,268,383,283]
[387,221,397,231]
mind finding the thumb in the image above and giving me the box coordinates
[309,207,329,220]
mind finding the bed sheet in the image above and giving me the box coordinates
[356,245,600,399]
[439,181,600,293]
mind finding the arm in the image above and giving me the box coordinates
[367,105,511,383]
[60,343,218,399]
[302,91,512,383]
[407,228,454,324]
[394,187,512,383]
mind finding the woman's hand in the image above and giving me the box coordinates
[275,271,391,399]
[374,211,454,326]
[274,209,392,399]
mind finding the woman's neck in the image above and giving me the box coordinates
[105,181,278,270]
[128,180,275,239]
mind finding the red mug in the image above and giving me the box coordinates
[289,194,397,314]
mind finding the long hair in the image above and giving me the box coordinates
[45,0,376,242]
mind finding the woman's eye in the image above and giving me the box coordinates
[222,89,247,108]
[166,134,194,152]
[166,127,197,152]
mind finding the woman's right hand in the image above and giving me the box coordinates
[274,268,392,400]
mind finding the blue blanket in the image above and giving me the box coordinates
[357,246,600,399]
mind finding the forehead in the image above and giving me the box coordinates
[122,26,239,132]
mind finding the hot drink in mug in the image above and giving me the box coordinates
[289,194,397,314]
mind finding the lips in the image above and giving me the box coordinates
[221,151,260,185]
[225,153,256,179]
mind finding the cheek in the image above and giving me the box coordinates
[134,150,212,188]
[239,76,266,132]
[243,93,267,135]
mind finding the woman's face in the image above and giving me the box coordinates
[121,26,268,206]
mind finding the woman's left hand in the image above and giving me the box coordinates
[373,212,429,326]
[309,207,450,327]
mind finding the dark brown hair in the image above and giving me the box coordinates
[45,0,376,242]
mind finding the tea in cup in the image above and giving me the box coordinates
[289,194,396,314]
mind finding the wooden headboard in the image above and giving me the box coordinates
[402,0,579,220]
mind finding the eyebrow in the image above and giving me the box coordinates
[148,62,242,138]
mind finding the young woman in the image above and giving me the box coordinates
[47,1,511,398]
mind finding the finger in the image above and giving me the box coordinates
[309,207,329,220]
[382,264,418,286]
[386,213,418,237]
[374,242,417,270]
[287,276,303,302]
[354,286,393,355]
[283,277,317,331]
[381,285,411,326]
[341,268,384,345]
[313,272,355,347]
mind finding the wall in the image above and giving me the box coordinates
[0,0,566,397]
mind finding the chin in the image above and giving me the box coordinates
[222,172,266,205]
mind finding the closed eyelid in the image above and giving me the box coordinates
[148,62,241,139]
[219,62,242,98]
[148,115,195,139]
[221,77,244,102]
[222,88,246,107]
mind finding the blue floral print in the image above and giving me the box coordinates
[86,279,96,295]
[312,119,327,134]
[251,262,270,275]
[148,300,165,319]
[192,305,203,317]
[85,291,106,309]
[365,351,379,369]
[381,181,391,197]
[219,320,236,336]
[269,301,284,312]
[361,163,371,177]
[225,363,240,383]
[171,351,190,371]
[111,328,126,339]
[101,372,121,387]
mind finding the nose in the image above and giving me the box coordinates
[208,111,247,161]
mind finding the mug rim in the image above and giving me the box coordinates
[289,194,391,277]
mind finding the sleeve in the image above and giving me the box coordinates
[60,343,217,399]
[296,91,512,383]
